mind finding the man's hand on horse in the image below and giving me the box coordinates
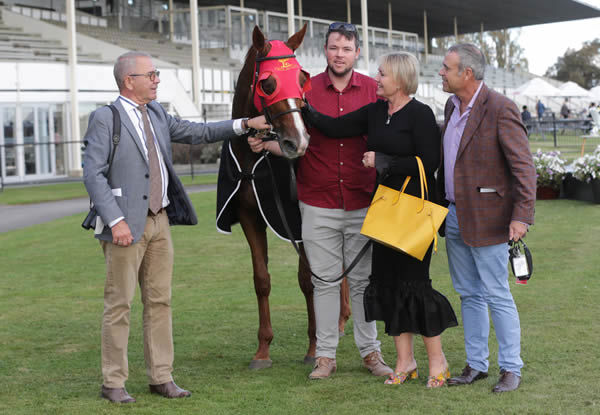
[247,115,271,131]
[248,136,266,153]
[248,136,283,156]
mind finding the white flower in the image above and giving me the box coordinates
[572,145,600,183]
[533,149,566,189]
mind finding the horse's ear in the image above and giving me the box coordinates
[252,25,267,53]
[286,23,307,51]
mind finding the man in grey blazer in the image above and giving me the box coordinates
[83,51,268,403]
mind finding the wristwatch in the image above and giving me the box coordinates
[241,118,250,131]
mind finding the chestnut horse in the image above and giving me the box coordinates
[216,24,350,369]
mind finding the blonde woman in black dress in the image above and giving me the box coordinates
[301,52,457,388]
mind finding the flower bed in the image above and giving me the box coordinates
[533,149,566,199]
[562,145,600,204]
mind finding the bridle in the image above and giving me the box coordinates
[254,54,300,125]
[250,41,310,141]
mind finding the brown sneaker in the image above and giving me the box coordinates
[308,357,337,380]
[363,351,393,376]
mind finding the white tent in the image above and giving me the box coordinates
[513,78,561,97]
[558,81,592,98]
[591,86,600,101]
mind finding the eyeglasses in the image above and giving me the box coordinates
[128,70,160,81]
[328,22,357,32]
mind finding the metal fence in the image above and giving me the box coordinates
[0,135,220,189]
[527,117,595,142]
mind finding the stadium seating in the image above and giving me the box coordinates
[0,8,103,63]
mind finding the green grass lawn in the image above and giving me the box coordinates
[0,174,217,205]
[529,133,600,161]
[1,193,599,414]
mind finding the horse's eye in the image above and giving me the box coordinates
[260,76,277,95]
[298,71,306,86]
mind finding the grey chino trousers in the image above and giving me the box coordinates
[299,202,381,360]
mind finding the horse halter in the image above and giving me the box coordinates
[252,40,311,140]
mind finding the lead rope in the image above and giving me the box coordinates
[264,152,371,283]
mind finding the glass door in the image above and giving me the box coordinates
[22,105,54,177]
[22,106,36,175]
[51,104,67,176]
[1,107,17,178]
[37,106,52,175]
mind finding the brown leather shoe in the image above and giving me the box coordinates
[492,370,521,393]
[447,364,488,386]
[308,356,337,379]
[149,381,191,398]
[100,385,136,403]
[363,351,394,377]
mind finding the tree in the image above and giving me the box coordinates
[545,39,600,89]
[486,29,528,71]
[432,29,528,71]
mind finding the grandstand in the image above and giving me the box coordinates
[0,8,103,63]
[0,0,599,184]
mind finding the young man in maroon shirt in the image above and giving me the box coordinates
[249,23,392,380]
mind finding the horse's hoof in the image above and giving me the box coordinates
[249,359,273,370]
[303,355,316,366]
[339,330,345,337]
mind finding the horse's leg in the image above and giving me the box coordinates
[239,209,273,370]
[338,276,351,336]
[298,244,316,365]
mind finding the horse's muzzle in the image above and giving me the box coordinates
[280,131,309,159]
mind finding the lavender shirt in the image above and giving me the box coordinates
[443,82,483,203]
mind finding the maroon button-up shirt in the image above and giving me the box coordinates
[297,69,377,210]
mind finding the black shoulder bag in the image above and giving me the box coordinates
[81,105,121,230]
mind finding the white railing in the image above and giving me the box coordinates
[162,5,420,61]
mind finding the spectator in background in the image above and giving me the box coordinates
[521,106,532,137]
[560,98,570,119]
[536,99,545,119]
[586,103,598,134]
[521,106,531,123]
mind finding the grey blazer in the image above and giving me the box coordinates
[83,99,236,243]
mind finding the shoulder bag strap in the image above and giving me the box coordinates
[86,104,121,210]
[105,104,121,176]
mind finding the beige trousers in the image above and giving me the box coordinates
[100,210,174,388]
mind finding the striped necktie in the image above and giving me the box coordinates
[137,105,163,214]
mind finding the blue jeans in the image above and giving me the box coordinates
[445,204,523,376]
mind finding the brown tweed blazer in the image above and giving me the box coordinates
[437,83,536,247]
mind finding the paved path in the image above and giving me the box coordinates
[0,184,216,233]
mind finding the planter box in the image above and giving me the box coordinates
[536,186,560,200]
[562,174,600,204]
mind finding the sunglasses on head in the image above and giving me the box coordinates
[328,22,357,32]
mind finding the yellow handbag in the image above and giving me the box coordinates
[360,156,448,261]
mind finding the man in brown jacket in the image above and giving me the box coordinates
[437,44,536,393]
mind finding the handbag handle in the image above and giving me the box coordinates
[398,157,440,253]
[398,156,429,212]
